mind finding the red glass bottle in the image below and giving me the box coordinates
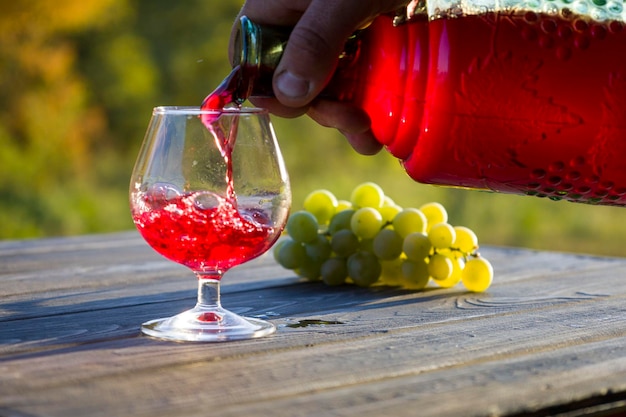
[230,5,626,206]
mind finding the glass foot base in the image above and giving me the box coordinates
[141,305,276,342]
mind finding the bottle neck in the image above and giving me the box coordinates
[232,16,365,102]
[232,16,283,99]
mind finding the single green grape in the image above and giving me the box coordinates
[420,202,448,230]
[351,207,383,240]
[350,182,385,208]
[401,259,430,290]
[330,229,360,257]
[305,234,332,263]
[432,256,463,288]
[372,228,404,260]
[427,253,453,281]
[303,189,338,225]
[380,256,405,287]
[327,209,355,235]
[347,251,382,287]
[336,200,352,212]
[296,255,323,281]
[428,222,456,249]
[454,226,479,254]
[276,238,307,269]
[321,257,348,286]
[461,257,494,292]
[403,232,432,261]
[273,238,288,264]
[286,210,319,243]
[378,204,402,224]
[392,208,427,238]
[383,195,396,206]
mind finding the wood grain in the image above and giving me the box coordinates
[1,232,625,417]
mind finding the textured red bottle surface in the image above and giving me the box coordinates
[335,16,431,161]
[329,13,626,205]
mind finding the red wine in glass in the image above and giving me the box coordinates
[133,189,277,273]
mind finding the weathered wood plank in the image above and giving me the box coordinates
[0,232,297,298]
[2,232,626,417]
[2,232,622,292]
[2,245,625,351]
[1,291,625,417]
[1,232,621,322]
[2,263,626,409]
[213,337,626,417]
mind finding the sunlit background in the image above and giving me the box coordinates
[1,0,625,257]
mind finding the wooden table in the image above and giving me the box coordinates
[1,231,625,417]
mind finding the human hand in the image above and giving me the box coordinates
[231,0,410,155]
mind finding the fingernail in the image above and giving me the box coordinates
[276,71,310,99]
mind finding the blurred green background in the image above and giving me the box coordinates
[1,0,625,257]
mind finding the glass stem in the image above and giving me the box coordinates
[196,273,222,310]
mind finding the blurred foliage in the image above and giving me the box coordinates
[0,0,625,257]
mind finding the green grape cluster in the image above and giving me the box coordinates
[274,182,494,292]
